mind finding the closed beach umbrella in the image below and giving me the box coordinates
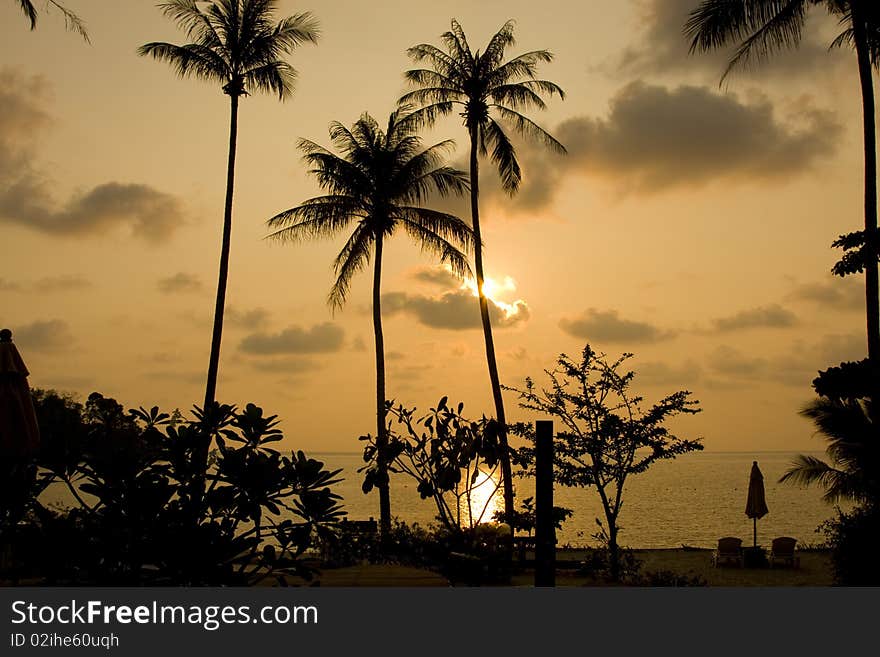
[745,460,768,548]
[0,328,40,462]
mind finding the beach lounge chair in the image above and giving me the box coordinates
[769,536,800,569]
[712,536,743,567]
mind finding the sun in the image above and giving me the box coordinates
[462,274,525,319]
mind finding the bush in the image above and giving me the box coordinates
[820,504,880,586]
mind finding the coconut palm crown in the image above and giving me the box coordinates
[266,109,473,533]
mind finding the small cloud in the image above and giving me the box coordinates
[788,278,863,312]
[32,275,91,293]
[383,289,530,330]
[708,345,767,377]
[0,278,22,292]
[711,304,797,332]
[158,272,203,294]
[635,359,702,387]
[239,322,345,355]
[226,307,270,329]
[352,336,368,352]
[559,309,675,344]
[249,357,318,374]
[12,319,72,352]
[387,351,405,361]
[410,266,462,288]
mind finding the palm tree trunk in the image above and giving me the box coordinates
[852,3,880,363]
[192,92,238,515]
[469,125,515,524]
[204,93,239,410]
[373,232,391,535]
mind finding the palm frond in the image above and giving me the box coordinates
[265,196,364,239]
[492,105,567,154]
[398,215,472,279]
[137,42,230,83]
[483,118,521,193]
[328,224,374,310]
[19,0,37,29]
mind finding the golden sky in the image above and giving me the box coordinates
[1,0,875,452]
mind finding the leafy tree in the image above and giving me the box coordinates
[14,0,88,40]
[400,19,566,523]
[360,397,503,533]
[506,345,703,581]
[138,0,319,411]
[266,110,472,535]
[686,0,880,362]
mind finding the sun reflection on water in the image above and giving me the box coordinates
[457,468,503,527]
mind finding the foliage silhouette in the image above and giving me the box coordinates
[2,390,344,585]
[266,110,472,535]
[401,18,566,523]
[506,344,703,581]
[686,0,880,362]
[359,396,502,534]
[14,0,88,40]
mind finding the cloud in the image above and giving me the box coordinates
[455,81,840,214]
[383,289,530,330]
[706,333,865,387]
[711,304,797,332]
[635,359,703,387]
[788,277,863,311]
[158,272,203,294]
[559,309,676,344]
[410,266,462,288]
[226,307,270,329]
[616,0,846,80]
[552,82,840,193]
[0,278,22,292]
[0,68,186,243]
[12,319,72,352]
[249,358,318,374]
[32,275,91,293]
[239,322,345,355]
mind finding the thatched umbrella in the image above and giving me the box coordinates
[0,328,40,462]
[745,460,768,548]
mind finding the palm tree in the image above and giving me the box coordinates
[138,0,318,411]
[266,109,473,534]
[686,1,880,363]
[400,19,566,522]
[15,0,88,40]
[780,396,879,505]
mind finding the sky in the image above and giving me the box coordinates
[1,0,876,454]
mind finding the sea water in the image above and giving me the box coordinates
[317,450,849,549]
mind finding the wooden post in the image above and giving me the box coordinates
[534,420,555,587]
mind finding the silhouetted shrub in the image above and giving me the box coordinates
[820,505,880,586]
[2,391,345,586]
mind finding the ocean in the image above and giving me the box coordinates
[316,450,848,549]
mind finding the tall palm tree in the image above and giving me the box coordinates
[15,0,88,40]
[400,19,566,521]
[266,109,473,534]
[686,0,880,363]
[780,396,879,505]
[138,0,318,411]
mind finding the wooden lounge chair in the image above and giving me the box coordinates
[769,536,800,569]
[712,536,744,567]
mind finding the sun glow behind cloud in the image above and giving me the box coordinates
[462,274,527,320]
